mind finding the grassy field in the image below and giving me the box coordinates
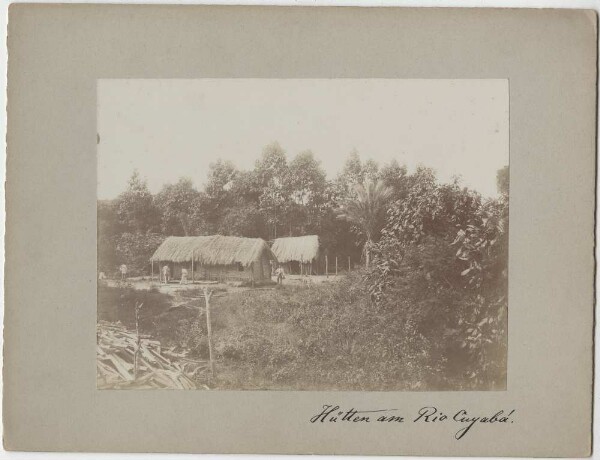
[98,272,503,391]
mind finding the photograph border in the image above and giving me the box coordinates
[4,5,595,455]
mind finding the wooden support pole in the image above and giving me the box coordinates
[191,249,194,283]
[325,255,328,278]
[202,287,215,379]
[151,259,154,282]
[133,302,143,380]
[348,256,351,272]
[336,256,338,276]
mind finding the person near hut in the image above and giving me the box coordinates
[275,265,285,285]
[119,264,127,280]
[180,268,189,285]
[162,265,171,284]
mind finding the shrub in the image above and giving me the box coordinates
[209,273,443,390]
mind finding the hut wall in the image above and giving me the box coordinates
[248,257,273,282]
[155,262,253,282]
[194,264,253,282]
[156,262,191,280]
[195,260,272,282]
[153,250,274,282]
[263,258,273,279]
[283,257,322,275]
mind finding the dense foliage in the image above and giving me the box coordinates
[98,143,414,274]
[209,273,441,389]
[365,166,509,389]
[98,146,508,389]
[98,261,506,390]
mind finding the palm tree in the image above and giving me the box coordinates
[338,180,393,267]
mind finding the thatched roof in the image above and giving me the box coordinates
[271,235,320,263]
[150,235,277,267]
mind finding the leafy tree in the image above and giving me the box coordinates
[367,168,482,299]
[342,149,363,181]
[115,170,157,233]
[97,199,121,273]
[363,158,380,182]
[382,167,481,244]
[379,159,409,201]
[365,168,508,389]
[198,160,240,233]
[154,177,201,236]
[449,186,508,388]
[114,232,165,276]
[255,142,291,238]
[286,150,329,235]
[230,170,262,205]
[335,149,364,198]
[187,192,218,236]
[287,151,327,206]
[219,204,268,238]
[259,178,289,239]
[452,197,507,289]
[205,160,238,200]
[496,165,509,197]
[255,142,288,187]
[337,180,393,267]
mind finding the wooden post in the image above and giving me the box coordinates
[325,255,328,278]
[151,259,154,282]
[251,262,255,288]
[133,302,143,380]
[348,256,351,272]
[191,249,194,283]
[202,287,215,379]
[336,256,338,276]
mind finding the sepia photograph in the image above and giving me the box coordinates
[5,3,595,454]
[97,79,509,391]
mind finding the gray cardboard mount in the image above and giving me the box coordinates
[4,5,596,456]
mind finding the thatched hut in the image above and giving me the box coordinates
[150,235,277,283]
[271,235,321,275]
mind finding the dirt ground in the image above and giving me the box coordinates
[103,273,345,295]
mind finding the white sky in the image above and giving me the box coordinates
[97,79,508,199]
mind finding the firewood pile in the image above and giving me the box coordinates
[97,321,208,390]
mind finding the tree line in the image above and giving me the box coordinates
[98,140,508,282]
[99,141,509,387]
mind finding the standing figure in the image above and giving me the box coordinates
[180,268,189,285]
[119,264,127,280]
[162,265,171,284]
[275,266,285,285]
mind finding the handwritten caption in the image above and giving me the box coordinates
[310,405,515,440]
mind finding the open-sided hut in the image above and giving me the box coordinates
[150,235,277,283]
[271,235,321,275]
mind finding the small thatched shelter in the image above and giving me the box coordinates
[271,235,321,275]
[150,235,277,283]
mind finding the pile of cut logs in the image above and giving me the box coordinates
[97,321,207,390]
